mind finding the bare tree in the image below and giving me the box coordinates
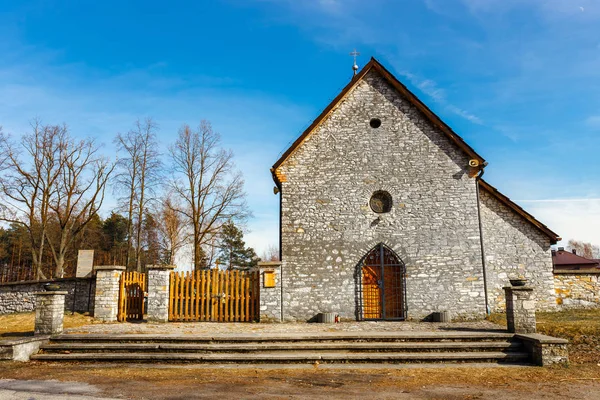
[203,231,222,269]
[169,121,247,271]
[114,118,161,271]
[261,243,280,262]
[154,197,186,265]
[567,239,597,259]
[46,133,115,277]
[0,122,67,279]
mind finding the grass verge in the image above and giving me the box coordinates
[0,312,98,338]
[488,308,600,364]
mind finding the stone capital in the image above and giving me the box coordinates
[503,286,534,292]
[34,291,69,296]
[94,265,126,271]
[146,265,176,271]
[257,261,282,270]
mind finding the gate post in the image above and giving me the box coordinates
[257,261,282,322]
[34,290,68,335]
[147,265,175,322]
[504,283,536,334]
[94,266,125,322]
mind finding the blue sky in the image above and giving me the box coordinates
[1,0,599,256]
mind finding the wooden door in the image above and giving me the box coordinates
[362,265,382,319]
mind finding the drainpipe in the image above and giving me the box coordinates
[279,187,284,322]
[475,163,490,315]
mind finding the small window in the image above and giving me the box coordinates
[370,118,382,128]
[370,191,392,213]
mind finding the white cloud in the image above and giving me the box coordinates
[585,115,600,128]
[398,71,483,125]
[519,198,600,246]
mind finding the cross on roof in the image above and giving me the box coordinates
[350,49,360,75]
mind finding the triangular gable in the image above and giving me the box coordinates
[479,179,561,244]
[271,57,486,185]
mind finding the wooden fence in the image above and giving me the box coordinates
[118,271,146,322]
[169,269,259,322]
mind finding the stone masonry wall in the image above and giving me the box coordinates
[94,267,124,322]
[278,69,486,321]
[479,188,556,312]
[0,278,95,315]
[258,262,282,322]
[35,292,67,335]
[146,266,173,322]
[554,273,600,308]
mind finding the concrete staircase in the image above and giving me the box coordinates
[30,331,532,364]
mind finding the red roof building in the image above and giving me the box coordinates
[552,248,600,273]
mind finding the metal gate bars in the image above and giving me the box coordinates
[360,243,407,320]
[169,269,259,322]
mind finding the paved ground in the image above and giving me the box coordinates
[0,379,117,400]
[64,319,504,335]
[1,363,600,399]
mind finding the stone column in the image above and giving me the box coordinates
[257,261,282,322]
[35,291,68,335]
[504,285,536,334]
[94,266,125,322]
[146,265,175,322]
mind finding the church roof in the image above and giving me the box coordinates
[479,179,561,244]
[271,57,486,184]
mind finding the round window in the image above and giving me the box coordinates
[370,191,392,213]
[370,118,382,128]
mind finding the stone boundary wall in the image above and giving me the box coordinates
[554,273,600,308]
[0,277,95,315]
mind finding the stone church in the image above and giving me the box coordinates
[271,58,560,322]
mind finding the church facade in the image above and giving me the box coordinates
[271,58,560,321]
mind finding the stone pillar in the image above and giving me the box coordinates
[504,285,536,334]
[257,261,282,322]
[146,265,175,322]
[34,291,68,335]
[94,266,125,322]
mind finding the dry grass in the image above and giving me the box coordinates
[488,308,600,364]
[0,312,98,338]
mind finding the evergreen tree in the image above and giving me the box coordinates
[217,221,257,271]
[142,211,161,267]
[102,212,130,266]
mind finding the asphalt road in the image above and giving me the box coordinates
[0,379,116,400]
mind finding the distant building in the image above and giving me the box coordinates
[552,248,600,274]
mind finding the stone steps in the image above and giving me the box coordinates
[39,341,523,353]
[31,350,530,364]
[48,332,515,344]
[31,332,532,365]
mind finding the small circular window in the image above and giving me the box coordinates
[370,190,392,213]
[370,118,382,128]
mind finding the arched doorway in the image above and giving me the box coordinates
[359,243,406,320]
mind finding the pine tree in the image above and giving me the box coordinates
[217,221,257,271]
[142,211,161,268]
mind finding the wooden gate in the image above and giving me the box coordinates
[118,271,146,322]
[169,269,259,322]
